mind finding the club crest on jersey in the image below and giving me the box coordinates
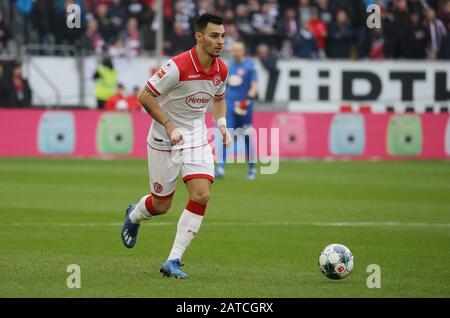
[155,68,166,80]
[185,92,212,110]
[153,182,163,193]
[212,73,221,86]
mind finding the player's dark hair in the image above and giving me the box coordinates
[194,13,224,33]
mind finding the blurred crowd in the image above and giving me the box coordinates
[0,0,450,60]
[0,62,32,107]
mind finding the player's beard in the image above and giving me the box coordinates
[208,44,222,57]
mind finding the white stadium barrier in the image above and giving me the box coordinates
[23,57,450,113]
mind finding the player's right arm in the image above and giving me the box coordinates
[138,60,183,145]
[138,88,182,145]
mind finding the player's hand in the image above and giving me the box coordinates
[220,125,232,148]
[164,121,184,145]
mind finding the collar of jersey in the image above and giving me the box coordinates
[190,46,219,76]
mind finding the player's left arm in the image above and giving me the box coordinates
[236,63,258,112]
[247,61,259,100]
[234,82,258,115]
[213,66,232,147]
[212,96,231,147]
[247,81,258,99]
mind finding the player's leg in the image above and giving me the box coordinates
[160,145,214,279]
[242,111,256,180]
[168,177,210,259]
[245,127,256,180]
[121,146,179,248]
[160,178,211,279]
[215,127,226,178]
[128,192,173,224]
[131,146,179,222]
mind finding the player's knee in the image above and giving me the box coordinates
[190,190,210,205]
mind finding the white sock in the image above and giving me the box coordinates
[167,209,203,261]
[129,195,152,224]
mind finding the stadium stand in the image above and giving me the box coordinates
[0,0,449,60]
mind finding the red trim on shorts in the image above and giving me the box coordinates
[186,199,207,216]
[151,191,175,200]
[183,174,214,183]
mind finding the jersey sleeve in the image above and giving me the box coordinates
[146,59,179,97]
[214,71,228,99]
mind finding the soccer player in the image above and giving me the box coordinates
[215,41,258,180]
[120,14,231,279]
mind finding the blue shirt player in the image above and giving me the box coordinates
[216,41,258,180]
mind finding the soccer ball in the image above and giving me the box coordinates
[318,243,354,280]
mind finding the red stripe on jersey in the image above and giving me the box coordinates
[186,199,207,216]
[155,68,166,79]
[146,81,160,96]
[214,90,225,100]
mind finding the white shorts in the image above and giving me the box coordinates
[147,143,215,199]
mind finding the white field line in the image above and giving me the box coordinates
[2,221,450,228]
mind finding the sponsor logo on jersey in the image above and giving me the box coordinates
[153,182,163,193]
[155,68,166,80]
[188,74,201,79]
[185,92,212,109]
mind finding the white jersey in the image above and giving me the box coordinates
[145,46,228,151]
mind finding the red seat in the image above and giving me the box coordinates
[340,104,352,113]
[359,104,372,113]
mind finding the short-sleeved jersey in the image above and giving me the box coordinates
[225,59,257,103]
[146,46,228,151]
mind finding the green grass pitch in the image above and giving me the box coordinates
[0,158,449,297]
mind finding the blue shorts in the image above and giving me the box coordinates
[226,99,254,128]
